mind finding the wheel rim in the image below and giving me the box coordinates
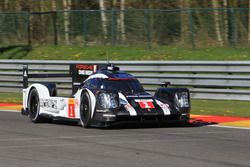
[81,98,89,122]
[30,94,39,119]
[80,92,92,127]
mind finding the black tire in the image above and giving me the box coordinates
[80,92,92,128]
[28,88,44,123]
[179,114,190,126]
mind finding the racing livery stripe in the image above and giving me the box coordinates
[85,73,108,81]
[118,93,137,116]
[155,99,171,115]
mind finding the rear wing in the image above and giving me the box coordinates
[23,64,106,94]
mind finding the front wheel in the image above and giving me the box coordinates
[28,88,49,123]
[80,92,92,128]
[180,114,190,125]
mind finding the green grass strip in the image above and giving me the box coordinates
[192,99,250,118]
[2,45,250,60]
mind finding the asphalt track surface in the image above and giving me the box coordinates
[0,111,250,167]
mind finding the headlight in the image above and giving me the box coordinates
[98,92,119,109]
[174,92,190,108]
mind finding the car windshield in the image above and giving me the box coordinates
[100,79,144,94]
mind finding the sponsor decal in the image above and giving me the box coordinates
[75,64,97,76]
[78,70,93,75]
[40,99,57,109]
[134,99,155,109]
[40,99,66,113]
[76,64,94,70]
[68,98,76,118]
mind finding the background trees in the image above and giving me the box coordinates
[0,0,249,13]
[1,0,250,48]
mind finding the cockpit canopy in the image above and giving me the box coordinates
[83,77,144,94]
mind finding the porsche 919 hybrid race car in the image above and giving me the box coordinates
[21,64,191,128]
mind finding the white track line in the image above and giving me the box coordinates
[209,124,250,130]
[0,110,20,113]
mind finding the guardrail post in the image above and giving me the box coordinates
[23,65,28,88]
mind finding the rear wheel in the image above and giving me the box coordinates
[28,88,51,123]
[28,88,42,123]
[80,92,92,128]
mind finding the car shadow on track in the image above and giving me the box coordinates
[101,119,218,130]
[48,118,218,130]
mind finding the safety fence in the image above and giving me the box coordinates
[0,60,250,101]
[1,8,250,49]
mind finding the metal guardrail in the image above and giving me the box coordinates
[0,60,250,101]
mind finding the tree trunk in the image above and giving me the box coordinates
[3,0,8,11]
[223,0,228,44]
[112,0,117,7]
[52,0,57,11]
[99,0,108,40]
[212,0,223,46]
[179,0,189,43]
[113,0,120,42]
[63,0,70,45]
[16,0,22,11]
[120,0,126,42]
[52,0,59,44]
[248,0,250,43]
[68,0,72,8]
[39,0,45,42]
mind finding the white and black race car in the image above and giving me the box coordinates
[21,64,191,128]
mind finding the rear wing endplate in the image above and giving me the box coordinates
[23,64,106,94]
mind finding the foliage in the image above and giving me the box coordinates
[1,1,250,50]
[1,0,250,11]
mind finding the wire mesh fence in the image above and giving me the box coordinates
[0,12,29,47]
[1,8,250,49]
